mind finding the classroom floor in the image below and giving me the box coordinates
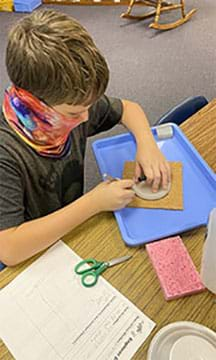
[0,0,215,190]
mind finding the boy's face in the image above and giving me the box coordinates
[53,103,91,123]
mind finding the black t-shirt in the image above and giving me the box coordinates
[0,95,123,230]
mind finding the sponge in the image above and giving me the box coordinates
[146,236,205,300]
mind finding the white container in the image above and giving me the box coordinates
[201,208,216,294]
[147,321,216,360]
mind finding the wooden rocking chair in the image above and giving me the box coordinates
[121,0,197,30]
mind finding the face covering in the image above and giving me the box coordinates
[2,85,84,158]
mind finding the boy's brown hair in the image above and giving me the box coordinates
[6,9,109,106]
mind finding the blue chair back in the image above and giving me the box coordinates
[0,262,6,271]
[157,96,208,126]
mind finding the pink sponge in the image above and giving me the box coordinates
[146,236,205,300]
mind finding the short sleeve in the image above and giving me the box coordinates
[0,149,25,231]
[87,95,123,137]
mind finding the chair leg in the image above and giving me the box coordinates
[120,0,169,20]
[120,0,159,20]
[120,0,136,18]
[180,0,186,17]
[154,0,162,24]
[150,0,197,30]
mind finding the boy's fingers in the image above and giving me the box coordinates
[124,189,136,197]
[118,179,135,188]
[144,167,154,185]
[166,163,172,183]
[160,165,169,189]
[134,163,141,182]
[151,170,161,192]
[124,193,135,204]
[161,163,171,189]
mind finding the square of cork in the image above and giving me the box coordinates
[123,161,183,210]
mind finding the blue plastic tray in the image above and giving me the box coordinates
[92,124,216,246]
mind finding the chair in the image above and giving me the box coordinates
[0,262,6,271]
[156,96,208,126]
[121,0,197,30]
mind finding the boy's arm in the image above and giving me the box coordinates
[87,95,123,137]
[0,179,134,266]
[121,99,171,192]
[0,191,98,266]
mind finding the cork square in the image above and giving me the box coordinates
[123,161,183,210]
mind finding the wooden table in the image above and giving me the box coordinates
[1,99,216,359]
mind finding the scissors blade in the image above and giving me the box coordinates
[107,255,132,268]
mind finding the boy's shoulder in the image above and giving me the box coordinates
[0,110,21,148]
[0,110,32,165]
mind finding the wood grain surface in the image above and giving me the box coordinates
[1,99,216,360]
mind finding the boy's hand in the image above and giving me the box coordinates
[135,142,171,192]
[90,179,135,212]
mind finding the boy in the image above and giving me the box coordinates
[0,10,170,266]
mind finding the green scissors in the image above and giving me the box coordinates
[74,255,132,287]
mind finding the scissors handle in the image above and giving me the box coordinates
[75,258,102,275]
[81,262,109,287]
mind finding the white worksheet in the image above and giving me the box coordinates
[0,241,155,360]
